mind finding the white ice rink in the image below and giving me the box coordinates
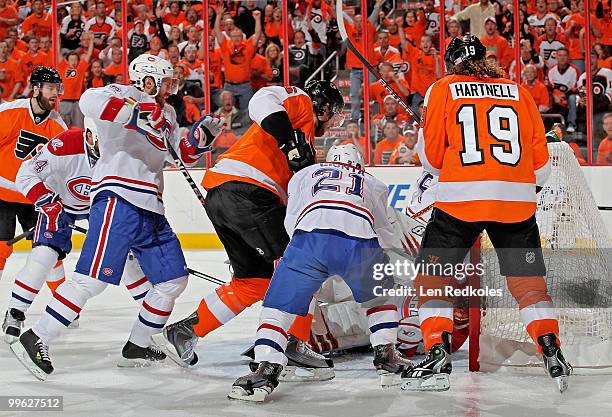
[1,250,611,417]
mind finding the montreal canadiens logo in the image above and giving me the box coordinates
[102,267,113,276]
[66,176,91,201]
[44,231,54,239]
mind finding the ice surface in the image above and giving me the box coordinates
[1,250,611,417]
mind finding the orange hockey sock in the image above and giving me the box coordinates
[420,316,454,351]
[46,260,65,293]
[0,240,13,269]
[193,277,270,337]
[288,314,314,342]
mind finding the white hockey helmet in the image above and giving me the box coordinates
[326,144,364,169]
[128,54,178,97]
[83,116,100,164]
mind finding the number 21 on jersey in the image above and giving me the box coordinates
[311,167,364,198]
[457,104,521,166]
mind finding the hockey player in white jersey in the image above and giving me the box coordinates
[228,144,413,402]
[2,120,153,344]
[10,54,224,381]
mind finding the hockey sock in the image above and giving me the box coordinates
[129,276,187,347]
[0,240,13,280]
[45,261,65,294]
[254,306,296,366]
[33,272,107,345]
[506,275,560,351]
[8,246,58,313]
[288,297,315,342]
[365,304,399,347]
[192,277,269,337]
[418,299,454,351]
[122,258,152,303]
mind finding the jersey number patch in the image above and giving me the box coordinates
[312,168,364,198]
[457,105,521,166]
[15,130,48,160]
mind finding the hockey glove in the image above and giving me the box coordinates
[34,193,66,232]
[280,129,316,172]
[124,101,167,140]
[186,114,225,155]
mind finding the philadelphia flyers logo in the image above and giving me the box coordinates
[65,69,77,78]
[66,176,91,201]
[15,130,48,159]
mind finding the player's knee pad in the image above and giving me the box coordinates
[26,245,60,273]
[71,272,108,299]
[506,275,552,309]
[151,276,188,301]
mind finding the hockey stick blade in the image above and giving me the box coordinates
[336,0,420,125]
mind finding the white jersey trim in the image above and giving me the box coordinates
[437,180,536,203]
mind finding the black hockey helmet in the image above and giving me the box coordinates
[444,35,487,68]
[30,66,62,87]
[303,79,344,119]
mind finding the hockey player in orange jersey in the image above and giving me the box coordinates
[0,67,67,284]
[153,80,345,380]
[400,36,572,393]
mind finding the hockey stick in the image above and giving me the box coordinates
[7,227,35,246]
[335,0,421,125]
[164,135,207,208]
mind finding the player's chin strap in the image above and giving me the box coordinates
[335,0,421,126]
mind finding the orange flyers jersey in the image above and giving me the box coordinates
[202,86,315,203]
[0,99,67,204]
[417,74,549,223]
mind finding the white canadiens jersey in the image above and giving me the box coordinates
[15,129,92,215]
[79,84,183,215]
[406,170,438,223]
[284,162,395,248]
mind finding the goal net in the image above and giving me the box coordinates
[471,142,612,371]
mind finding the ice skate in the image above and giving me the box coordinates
[228,361,283,403]
[373,343,414,388]
[151,312,199,367]
[10,329,53,381]
[279,336,335,382]
[117,341,166,367]
[538,333,572,393]
[3,308,25,344]
[400,333,451,392]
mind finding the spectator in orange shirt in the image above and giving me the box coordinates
[103,47,123,78]
[0,40,21,100]
[385,18,402,49]
[522,64,551,111]
[373,31,401,67]
[369,62,411,115]
[58,32,94,128]
[389,126,419,165]
[146,36,168,60]
[21,0,52,38]
[374,120,405,164]
[86,58,113,88]
[5,27,25,61]
[372,94,411,141]
[20,36,48,83]
[178,44,204,84]
[38,35,53,67]
[480,16,513,71]
[400,35,441,115]
[214,3,262,110]
[0,0,20,40]
[163,1,187,27]
[340,120,368,160]
[445,17,463,47]
[250,51,273,92]
[401,9,426,48]
[597,113,612,165]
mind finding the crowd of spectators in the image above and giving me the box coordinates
[0,0,609,165]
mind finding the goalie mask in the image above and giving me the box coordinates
[326,144,363,169]
[129,54,178,97]
[83,117,100,166]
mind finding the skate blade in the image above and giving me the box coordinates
[10,341,49,381]
[378,371,402,389]
[280,365,335,382]
[555,375,569,393]
[227,386,269,403]
[400,374,450,392]
[150,333,192,368]
[3,332,19,345]
[117,356,165,368]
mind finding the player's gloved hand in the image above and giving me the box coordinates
[34,193,66,232]
[124,100,167,140]
[186,114,225,155]
[280,129,316,172]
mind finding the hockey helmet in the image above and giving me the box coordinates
[326,143,364,169]
[444,35,487,68]
[30,66,63,94]
[129,54,178,97]
[83,117,100,164]
[304,79,345,127]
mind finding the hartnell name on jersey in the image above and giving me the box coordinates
[450,82,519,101]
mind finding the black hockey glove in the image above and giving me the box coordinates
[280,129,316,172]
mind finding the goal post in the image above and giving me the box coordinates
[469,142,612,372]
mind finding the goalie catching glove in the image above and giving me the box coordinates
[34,193,66,232]
[280,129,316,172]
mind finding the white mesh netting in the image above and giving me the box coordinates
[478,142,612,370]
